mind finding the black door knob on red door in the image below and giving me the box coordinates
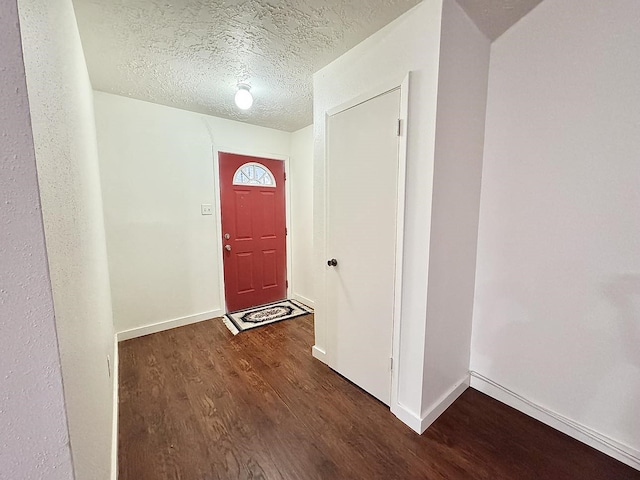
[327,259,338,267]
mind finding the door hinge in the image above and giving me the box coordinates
[390,357,393,371]
[286,280,289,288]
[285,227,288,235]
[284,171,287,181]
[397,119,402,137]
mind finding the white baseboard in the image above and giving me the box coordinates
[470,371,640,471]
[116,309,223,342]
[292,293,314,309]
[391,376,469,434]
[311,345,326,362]
[419,376,470,433]
[391,402,423,433]
[110,336,119,480]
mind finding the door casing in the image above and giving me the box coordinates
[316,73,410,415]
[212,147,292,313]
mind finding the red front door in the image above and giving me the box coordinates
[219,152,287,312]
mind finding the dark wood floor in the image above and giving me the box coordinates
[118,315,639,480]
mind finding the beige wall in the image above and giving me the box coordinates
[290,125,315,307]
[473,0,640,466]
[18,0,116,478]
[94,93,293,334]
[0,1,74,478]
[423,0,490,416]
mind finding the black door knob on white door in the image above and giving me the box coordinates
[327,258,338,267]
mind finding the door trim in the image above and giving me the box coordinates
[318,73,410,416]
[212,146,292,313]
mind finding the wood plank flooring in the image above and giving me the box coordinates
[118,315,639,480]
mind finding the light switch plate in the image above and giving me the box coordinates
[201,204,213,215]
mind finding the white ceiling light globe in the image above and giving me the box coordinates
[235,85,253,110]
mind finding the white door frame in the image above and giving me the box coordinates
[318,73,410,415]
[212,146,292,313]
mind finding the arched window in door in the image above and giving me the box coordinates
[232,162,276,187]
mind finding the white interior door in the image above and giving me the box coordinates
[325,88,401,405]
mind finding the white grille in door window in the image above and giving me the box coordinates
[232,162,276,187]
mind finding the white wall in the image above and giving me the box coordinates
[94,93,292,334]
[313,0,444,427]
[0,1,74,478]
[18,0,116,478]
[472,0,640,465]
[423,0,490,416]
[290,125,315,307]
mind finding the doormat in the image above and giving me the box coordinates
[222,299,313,335]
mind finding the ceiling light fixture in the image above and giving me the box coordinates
[234,84,253,110]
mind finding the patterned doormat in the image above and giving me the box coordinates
[222,299,313,335]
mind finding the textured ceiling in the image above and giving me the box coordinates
[72,0,421,132]
[455,0,544,40]
[73,0,545,132]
